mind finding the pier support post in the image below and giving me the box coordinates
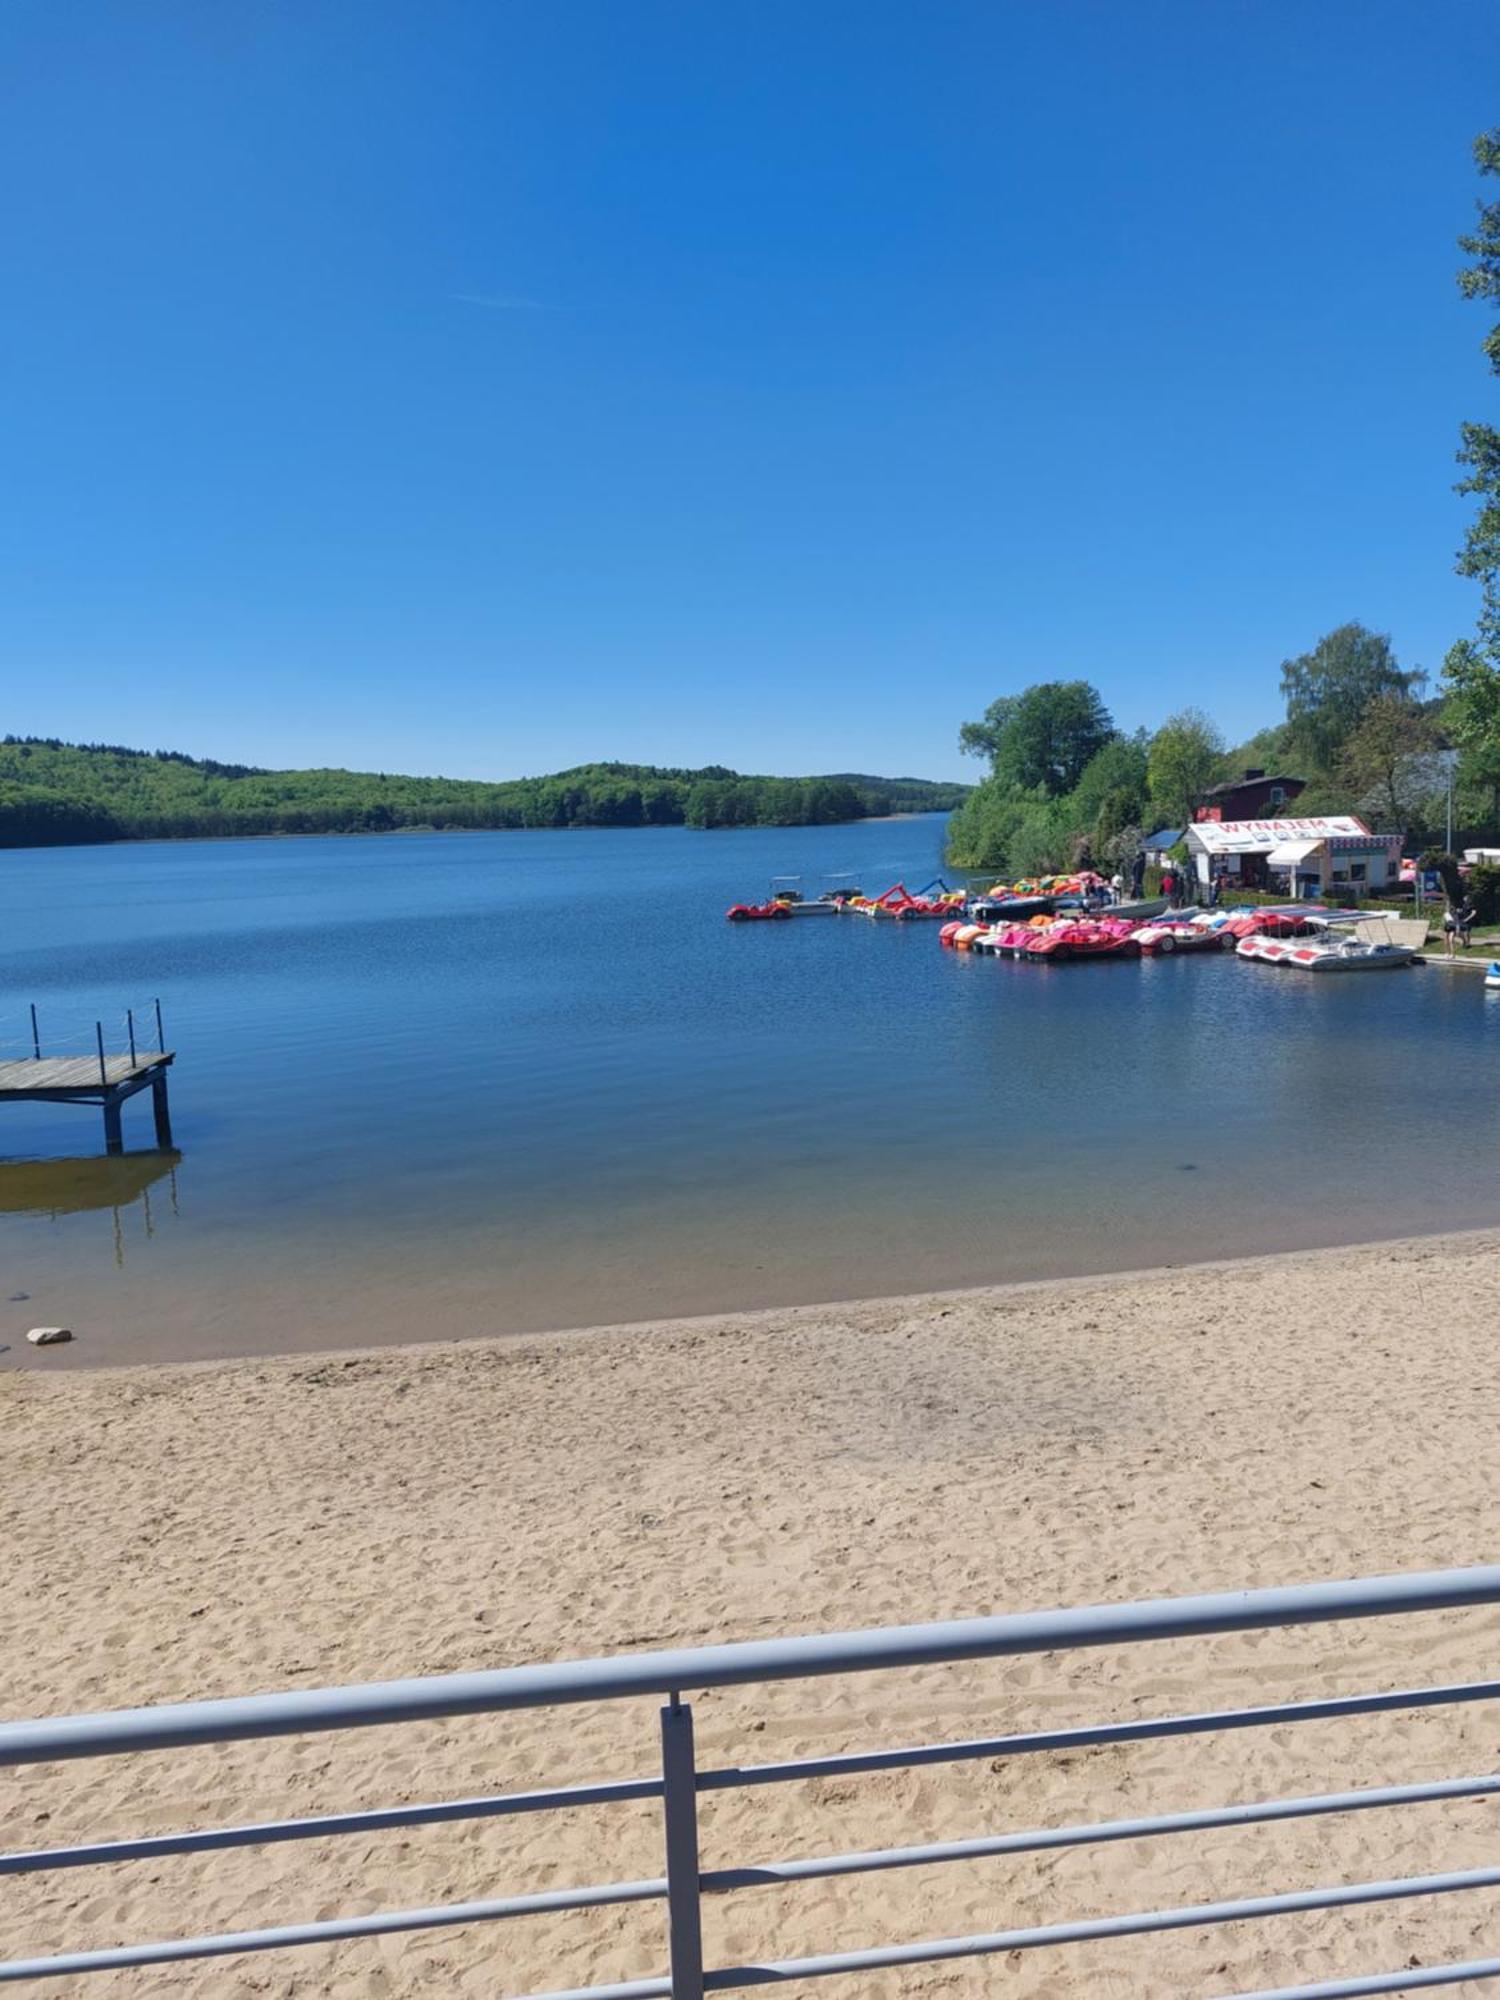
[151,1072,173,1149]
[102,1094,124,1155]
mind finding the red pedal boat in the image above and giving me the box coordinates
[1024,917,1141,961]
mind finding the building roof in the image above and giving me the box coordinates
[1142,827,1184,850]
[1200,771,1305,799]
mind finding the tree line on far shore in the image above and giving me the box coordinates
[0,742,968,847]
[951,127,1500,879]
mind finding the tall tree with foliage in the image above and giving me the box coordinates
[1146,708,1226,826]
[944,781,1043,872]
[949,681,1116,871]
[1279,623,1418,774]
[1068,733,1151,851]
[1457,128,1500,658]
[1337,693,1444,832]
[957,681,1115,795]
[1441,637,1500,823]
[1441,128,1500,837]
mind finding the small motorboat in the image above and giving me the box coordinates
[1282,938,1416,972]
[769,876,837,914]
[1240,916,1421,971]
[726,900,793,923]
[819,873,864,909]
[968,894,1057,922]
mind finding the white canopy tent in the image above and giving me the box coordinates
[1264,839,1323,869]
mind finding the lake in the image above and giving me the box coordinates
[1,816,1497,1367]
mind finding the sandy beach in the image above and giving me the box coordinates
[6,1229,1500,1997]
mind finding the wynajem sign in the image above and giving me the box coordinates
[1188,815,1371,854]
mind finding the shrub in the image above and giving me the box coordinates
[1468,863,1500,924]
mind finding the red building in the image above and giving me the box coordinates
[1194,768,1306,823]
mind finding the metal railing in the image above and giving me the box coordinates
[0,1000,166,1074]
[4,1566,1500,1994]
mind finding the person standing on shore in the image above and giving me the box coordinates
[1448,895,1477,953]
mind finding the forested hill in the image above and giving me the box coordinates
[0,739,968,846]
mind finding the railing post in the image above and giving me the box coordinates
[30,1003,40,1060]
[155,998,165,1054]
[95,1020,108,1089]
[660,1695,705,2000]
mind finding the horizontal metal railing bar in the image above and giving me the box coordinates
[10,1801,1500,1989]
[696,1861,1500,1987]
[395,1946,1500,2000]
[701,1772,1500,1891]
[517,1983,672,2000]
[13,1680,1499,1884]
[697,1676,1500,1792]
[5,1565,1499,1767]
[0,1773,662,1877]
[0,1876,668,1983]
[6,1679,1496,1884]
[1221,1955,1500,1996]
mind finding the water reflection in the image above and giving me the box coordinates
[0,1152,181,1267]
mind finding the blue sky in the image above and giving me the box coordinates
[2,1,1496,783]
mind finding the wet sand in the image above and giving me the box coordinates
[6,1230,1500,1996]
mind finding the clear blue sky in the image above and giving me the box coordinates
[2,1,1495,783]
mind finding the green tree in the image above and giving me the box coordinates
[958,681,1114,796]
[1005,798,1073,877]
[1225,721,1294,774]
[1069,733,1150,832]
[1279,623,1419,774]
[1092,788,1141,853]
[944,779,1041,871]
[957,696,1019,766]
[1457,129,1500,657]
[1442,637,1500,824]
[1147,708,1226,826]
[1336,693,1444,832]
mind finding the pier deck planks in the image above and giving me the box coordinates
[0,1052,173,1098]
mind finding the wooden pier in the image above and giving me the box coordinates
[0,1045,175,1155]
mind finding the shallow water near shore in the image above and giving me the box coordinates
[1,817,1497,1366]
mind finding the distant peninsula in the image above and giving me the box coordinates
[0,738,969,846]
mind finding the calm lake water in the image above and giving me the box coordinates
[1,816,1497,1367]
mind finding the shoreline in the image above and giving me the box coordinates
[10,1213,1500,1375]
[0,807,958,858]
[9,1225,1500,1993]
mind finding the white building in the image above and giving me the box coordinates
[1184,816,1402,898]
